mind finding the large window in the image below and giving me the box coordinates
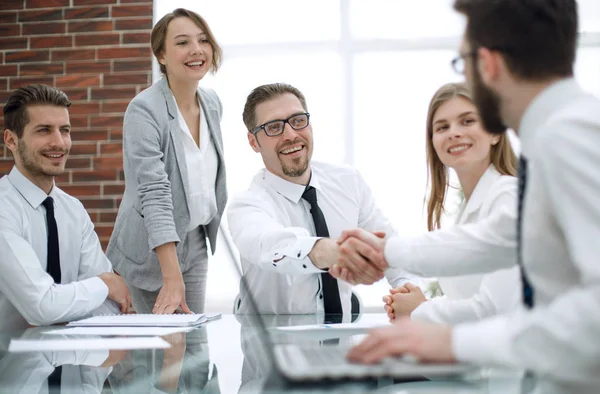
[155,0,600,313]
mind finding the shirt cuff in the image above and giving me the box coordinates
[452,315,513,366]
[83,276,110,304]
[270,236,325,274]
[82,350,110,367]
[384,235,412,269]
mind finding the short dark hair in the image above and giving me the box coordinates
[3,84,71,138]
[151,8,222,76]
[242,83,308,132]
[454,0,578,80]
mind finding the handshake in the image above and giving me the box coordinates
[309,228,390,285]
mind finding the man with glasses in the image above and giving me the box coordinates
[346,0,600,391]
[228,83,418,316]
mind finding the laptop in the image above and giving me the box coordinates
[223,227,479,386]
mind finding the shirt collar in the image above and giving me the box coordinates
[519,77,582,155]
[8,166,54,209]
[263,167,321,204]
[462,164,501,216]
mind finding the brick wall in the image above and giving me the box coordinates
[0,0,153,249]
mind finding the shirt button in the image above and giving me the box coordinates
[273,263,277,267]
[302,264,307,268]
[297,251,301,257]
[319,294,323,300]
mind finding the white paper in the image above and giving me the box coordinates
[67,313,207,327]
[44,326,194,336]
[274,321,391,332]
[8,337,171,352]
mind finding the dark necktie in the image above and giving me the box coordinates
[301,186,343,317]
[42,197,61,284]
[517,156,534,308]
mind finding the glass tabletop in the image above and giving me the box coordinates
[0,313,538,393]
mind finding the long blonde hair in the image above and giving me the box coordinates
[425,82,517,231]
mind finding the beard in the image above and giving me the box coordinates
[471,66,507,135]
[281,155,309,178]
[18,140,67,178]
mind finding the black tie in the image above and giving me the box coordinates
[301,186,343,316]
[42,197,61,284]
[517,156,534,308]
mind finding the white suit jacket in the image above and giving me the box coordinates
[411,165,522,324]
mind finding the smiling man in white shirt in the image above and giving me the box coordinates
[0,84,130,330]
[346,0,600,391]
[228,83,417,316]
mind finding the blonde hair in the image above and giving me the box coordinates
[151,8,222,76]
[425,82,517,231]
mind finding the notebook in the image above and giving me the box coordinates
[67,313,221,327]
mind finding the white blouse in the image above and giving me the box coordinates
[174,98,219,232]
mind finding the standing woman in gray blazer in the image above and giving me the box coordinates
[106,8,227,315]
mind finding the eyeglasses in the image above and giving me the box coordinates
[451,50,478,75]
[251,113,310,137]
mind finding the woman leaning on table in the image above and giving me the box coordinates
[106,8,227,315]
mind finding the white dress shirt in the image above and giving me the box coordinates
[174,97,219,231]
[228,161,416,315]
[0,167,117,331]
[410,165,521,324]
[385,79,600,386]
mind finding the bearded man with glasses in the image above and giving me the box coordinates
[228,82,420,317]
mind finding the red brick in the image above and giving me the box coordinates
[54,172,71,183]
[115,18,151,31]
[122,32,150,45]
[26,0,70,8]
[94,224,115,238]
[0,37,27,50]
[66,61,111,74]
[75,33,119,47]
[68,102,100,115]
[111,4,152,18]
[100,142,122,155]
[0,79,7,90]
[90,115,123,128]
[0,91,11,104]
[60,184,101,196]
[10,76,54,89]
[0,65,18,77]
[70,142,97,155]
[80,198,115,210]
[97,47,150,60]
[68,20,113,33]
[73,0,116,4]
[119,0,152,2]
[93,156,122,169]
[69,116,88,128]
[91,87,136,100]
[0,24,21,37]
[0,11,17,23]
[109,129,123,140]
[51,49,95,61]
[6,50,50,63]
[71,129,107,142]
[0,160,14,173]
[113,59,151,72]
[56,74,100,88]
[103,73,148,86]
[22,22,65,35]
[72,169,116,182]
[61,88,89,101]
[65,7,109,19]
[65,157,91,170]
[19,8,63,22]
[30,35,72,49]
[20,63,64,76]
[101,101,129,113]
[98,210,118,222]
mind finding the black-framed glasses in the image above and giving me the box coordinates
[451,50,478,75]
[250,113,310,137]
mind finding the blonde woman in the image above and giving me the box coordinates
[383,82,521,324]
[106,9,227,315]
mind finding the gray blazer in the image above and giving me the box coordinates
[106,77,227,291]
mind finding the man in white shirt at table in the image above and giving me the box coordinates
[346,0,600,392]
[228,82,417,316]
[0,84,130,331]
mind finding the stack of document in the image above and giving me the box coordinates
[68,313,219,327]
